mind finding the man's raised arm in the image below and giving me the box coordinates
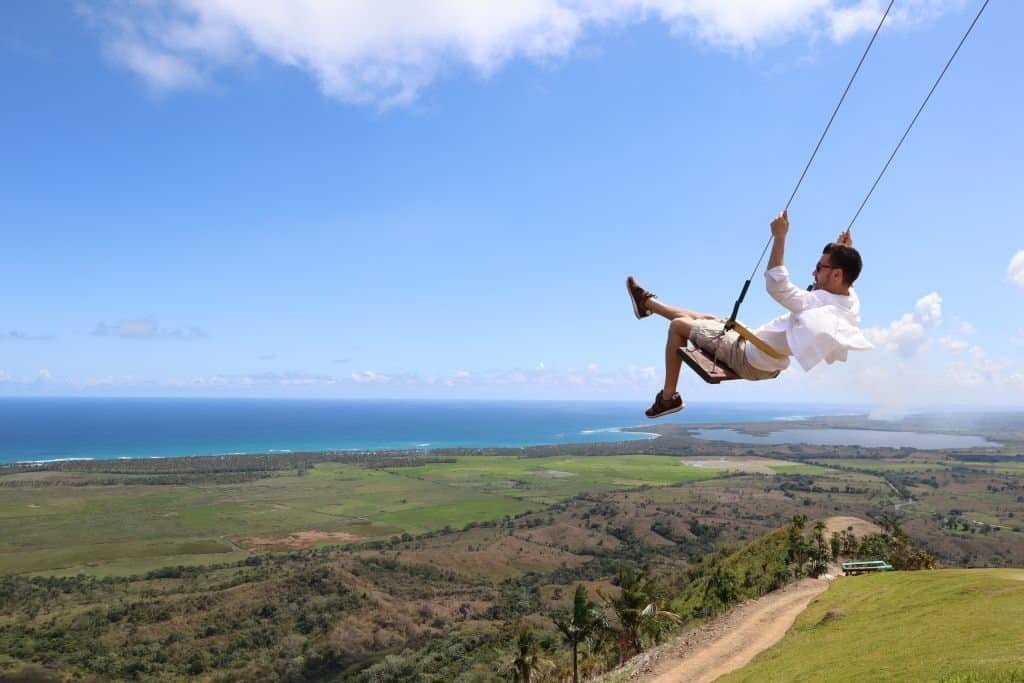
[764,210,813,313]
[768,210,788,270]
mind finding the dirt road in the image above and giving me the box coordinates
[621,576,830,683]
[601,516,877,683]
[650,577,828,682]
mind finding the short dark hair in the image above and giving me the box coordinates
[822,243,862,285]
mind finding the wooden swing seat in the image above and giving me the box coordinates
[678,345,739,384]
[678,320,786,385]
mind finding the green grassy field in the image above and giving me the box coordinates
[811,457,951,473]
[721,569,1024,682]
[386,454,719,503]
[0,454,719,575]
[765,463,837,475]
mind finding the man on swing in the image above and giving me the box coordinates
[627,209,872,418]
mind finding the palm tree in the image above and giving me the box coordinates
[599,565,679,661]
[787,514,810,572]
[499,626,551,683]
[811,520,830,576]
[553,584,605,683]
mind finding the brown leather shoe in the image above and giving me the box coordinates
[645,391,684,418]
[626,276,655,320]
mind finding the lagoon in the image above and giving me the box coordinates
[690,427,1000,450]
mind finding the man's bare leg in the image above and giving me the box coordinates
[662,317,693,398]
[645,297,717,323]
[628,276,716,323]
[628,276,710,413]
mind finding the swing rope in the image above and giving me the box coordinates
[725,0,896,329]
[690,0,991,381]
[725,0,990,330]
[844,0,991,232]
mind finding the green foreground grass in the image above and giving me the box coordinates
[0,454,718,575]
[721,569,1024,682]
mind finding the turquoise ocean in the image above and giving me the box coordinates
[0,398,859,464]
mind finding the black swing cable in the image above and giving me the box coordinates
[725,0,896,329]
[844,0,990,232]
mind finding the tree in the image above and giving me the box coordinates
[876,511,900,534]
[810,520,830,577]
[702,566,741,615]
[830,531,842,561]
[600,565,679,661]
[552,584,605,683]
[841,529,859,555]
[857,520,935,570]
[499,626,551,683]
[787,515,811,575]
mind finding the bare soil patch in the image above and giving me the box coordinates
[825,515,880,537]
[241,530,363,550]
[681,456,793,474]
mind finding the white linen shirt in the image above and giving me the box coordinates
[745,265,873,372]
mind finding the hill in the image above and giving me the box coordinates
[719,568,1024,682]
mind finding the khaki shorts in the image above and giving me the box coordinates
[688,319,781,381]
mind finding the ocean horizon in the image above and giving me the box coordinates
[0,397,863,464]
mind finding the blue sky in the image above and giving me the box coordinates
[2,0,1022,408]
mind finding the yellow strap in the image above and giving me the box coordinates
[730,321,787,360]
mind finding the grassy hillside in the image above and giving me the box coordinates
[670,526,792,618]
[721,569,1024,682]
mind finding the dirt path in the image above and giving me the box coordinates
[621,576,829,683]
[602,516,875,683]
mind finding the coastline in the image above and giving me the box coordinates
[0,398,850,465]
[10,429,662,466]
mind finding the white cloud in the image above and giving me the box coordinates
[863,291,942,358]
[240,371,338,386]
[913,292,942,326]
[782,347,1024,415]
[937,336,968,352]
[190,375,229,386]
[946,346,1011,388]
[865,313,926,357]
[828,1,885,42]
[954,317,975,335]
[94,319,207,340]
[91,0,957,106]
[106,39,204,90]
[351,369,390,384]
[1008,250,1024,288]
[781,289,1024,411]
